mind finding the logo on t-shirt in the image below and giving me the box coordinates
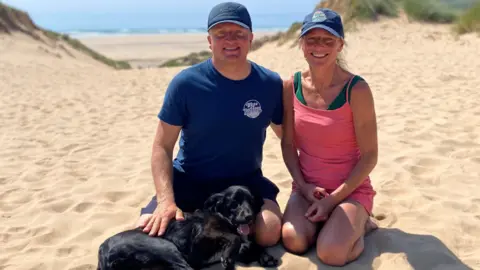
[243,99,262,119]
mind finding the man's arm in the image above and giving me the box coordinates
[151,120,182,204]
[270,75,284,140]
[151,73,188,203]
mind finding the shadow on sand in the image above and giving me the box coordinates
[206,227,473,269]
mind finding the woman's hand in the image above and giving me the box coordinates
[305,196,336,223]
[299,183,329,203]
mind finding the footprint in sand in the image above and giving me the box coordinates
[72,202,94,213]
[31,228,63,245]
[0,232,11,243]
[28,226,50,237]
[24,247,42,255]
[27,263,49,270]
[104,191,129,203]
[44,199,74,213]
[56,246,87,257]
[434,145,455,156]
[404,156,445,177]
[450,149,475,159]
[7,226,27,233]
[61,143,80,152]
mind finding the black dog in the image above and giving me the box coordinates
[97,185,279,270]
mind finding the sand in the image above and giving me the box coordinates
[1,18,480,270]
[77,31,277,68]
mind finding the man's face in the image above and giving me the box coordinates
[207,22,253,64]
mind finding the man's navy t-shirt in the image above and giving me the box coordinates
[158,58,283,180]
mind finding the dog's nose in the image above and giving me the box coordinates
[244,215,253,223]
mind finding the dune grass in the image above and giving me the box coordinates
[160,50,212,67]
[1,2,131,69]
[318,0,459,23]
[453,1,480,34]
[402,0,458,23]
[347,0,399,21]
[43,30,131,70]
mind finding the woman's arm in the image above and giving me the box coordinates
[280,77,308,189]
[329,80,379,204]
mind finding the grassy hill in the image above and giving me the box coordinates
[316,0,479,31]
[453,0,480,34]
[0,2,131,70]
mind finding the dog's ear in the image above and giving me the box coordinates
[204,193,223,212]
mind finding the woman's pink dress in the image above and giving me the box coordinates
[291,76,376,215]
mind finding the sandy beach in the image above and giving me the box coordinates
[77,31,277,68]
[1,15,480,270]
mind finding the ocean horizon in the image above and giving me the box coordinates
[62,26,289,38]
[31,12,304,38]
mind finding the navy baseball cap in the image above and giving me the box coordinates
[300,8,344,39]
[207,2,252,31]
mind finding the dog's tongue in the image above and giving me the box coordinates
[237,224,250,235]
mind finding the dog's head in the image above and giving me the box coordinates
[204,185,263,236]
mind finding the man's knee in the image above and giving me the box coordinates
[316,241,349,266]
[281,222,310,255]
[255,199,282,247]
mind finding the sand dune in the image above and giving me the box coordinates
[1,17,480,270]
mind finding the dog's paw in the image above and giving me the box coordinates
[221,257,235,270]
[259,252,279,267]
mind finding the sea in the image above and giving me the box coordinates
[34,12,306,38]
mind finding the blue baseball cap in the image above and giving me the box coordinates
[207,2,252,31]
[300,8,344,39]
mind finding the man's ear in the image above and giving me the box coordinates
[207,34,212,50]
[204,193,223,212]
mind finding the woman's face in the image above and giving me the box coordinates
[301,28,344,68]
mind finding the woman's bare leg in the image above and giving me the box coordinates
[281,192,318,254]
[316,200,377,266]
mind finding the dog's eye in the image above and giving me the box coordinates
[230,201,238,208]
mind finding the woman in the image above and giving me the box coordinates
[280,8,378,266]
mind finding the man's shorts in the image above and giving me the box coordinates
[140,168,280,215]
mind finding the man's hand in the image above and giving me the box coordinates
[142,199,184,236]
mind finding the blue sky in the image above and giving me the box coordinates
[3,0,320,31]
[3,0,319,15]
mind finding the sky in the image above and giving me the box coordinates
[2,0,320,31]
[3,0,319,15]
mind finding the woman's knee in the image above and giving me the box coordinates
[316,242,349,266]
[316,236,365,266]
[281,222,311,254]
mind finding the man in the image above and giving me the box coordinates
[137,2,284,248]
